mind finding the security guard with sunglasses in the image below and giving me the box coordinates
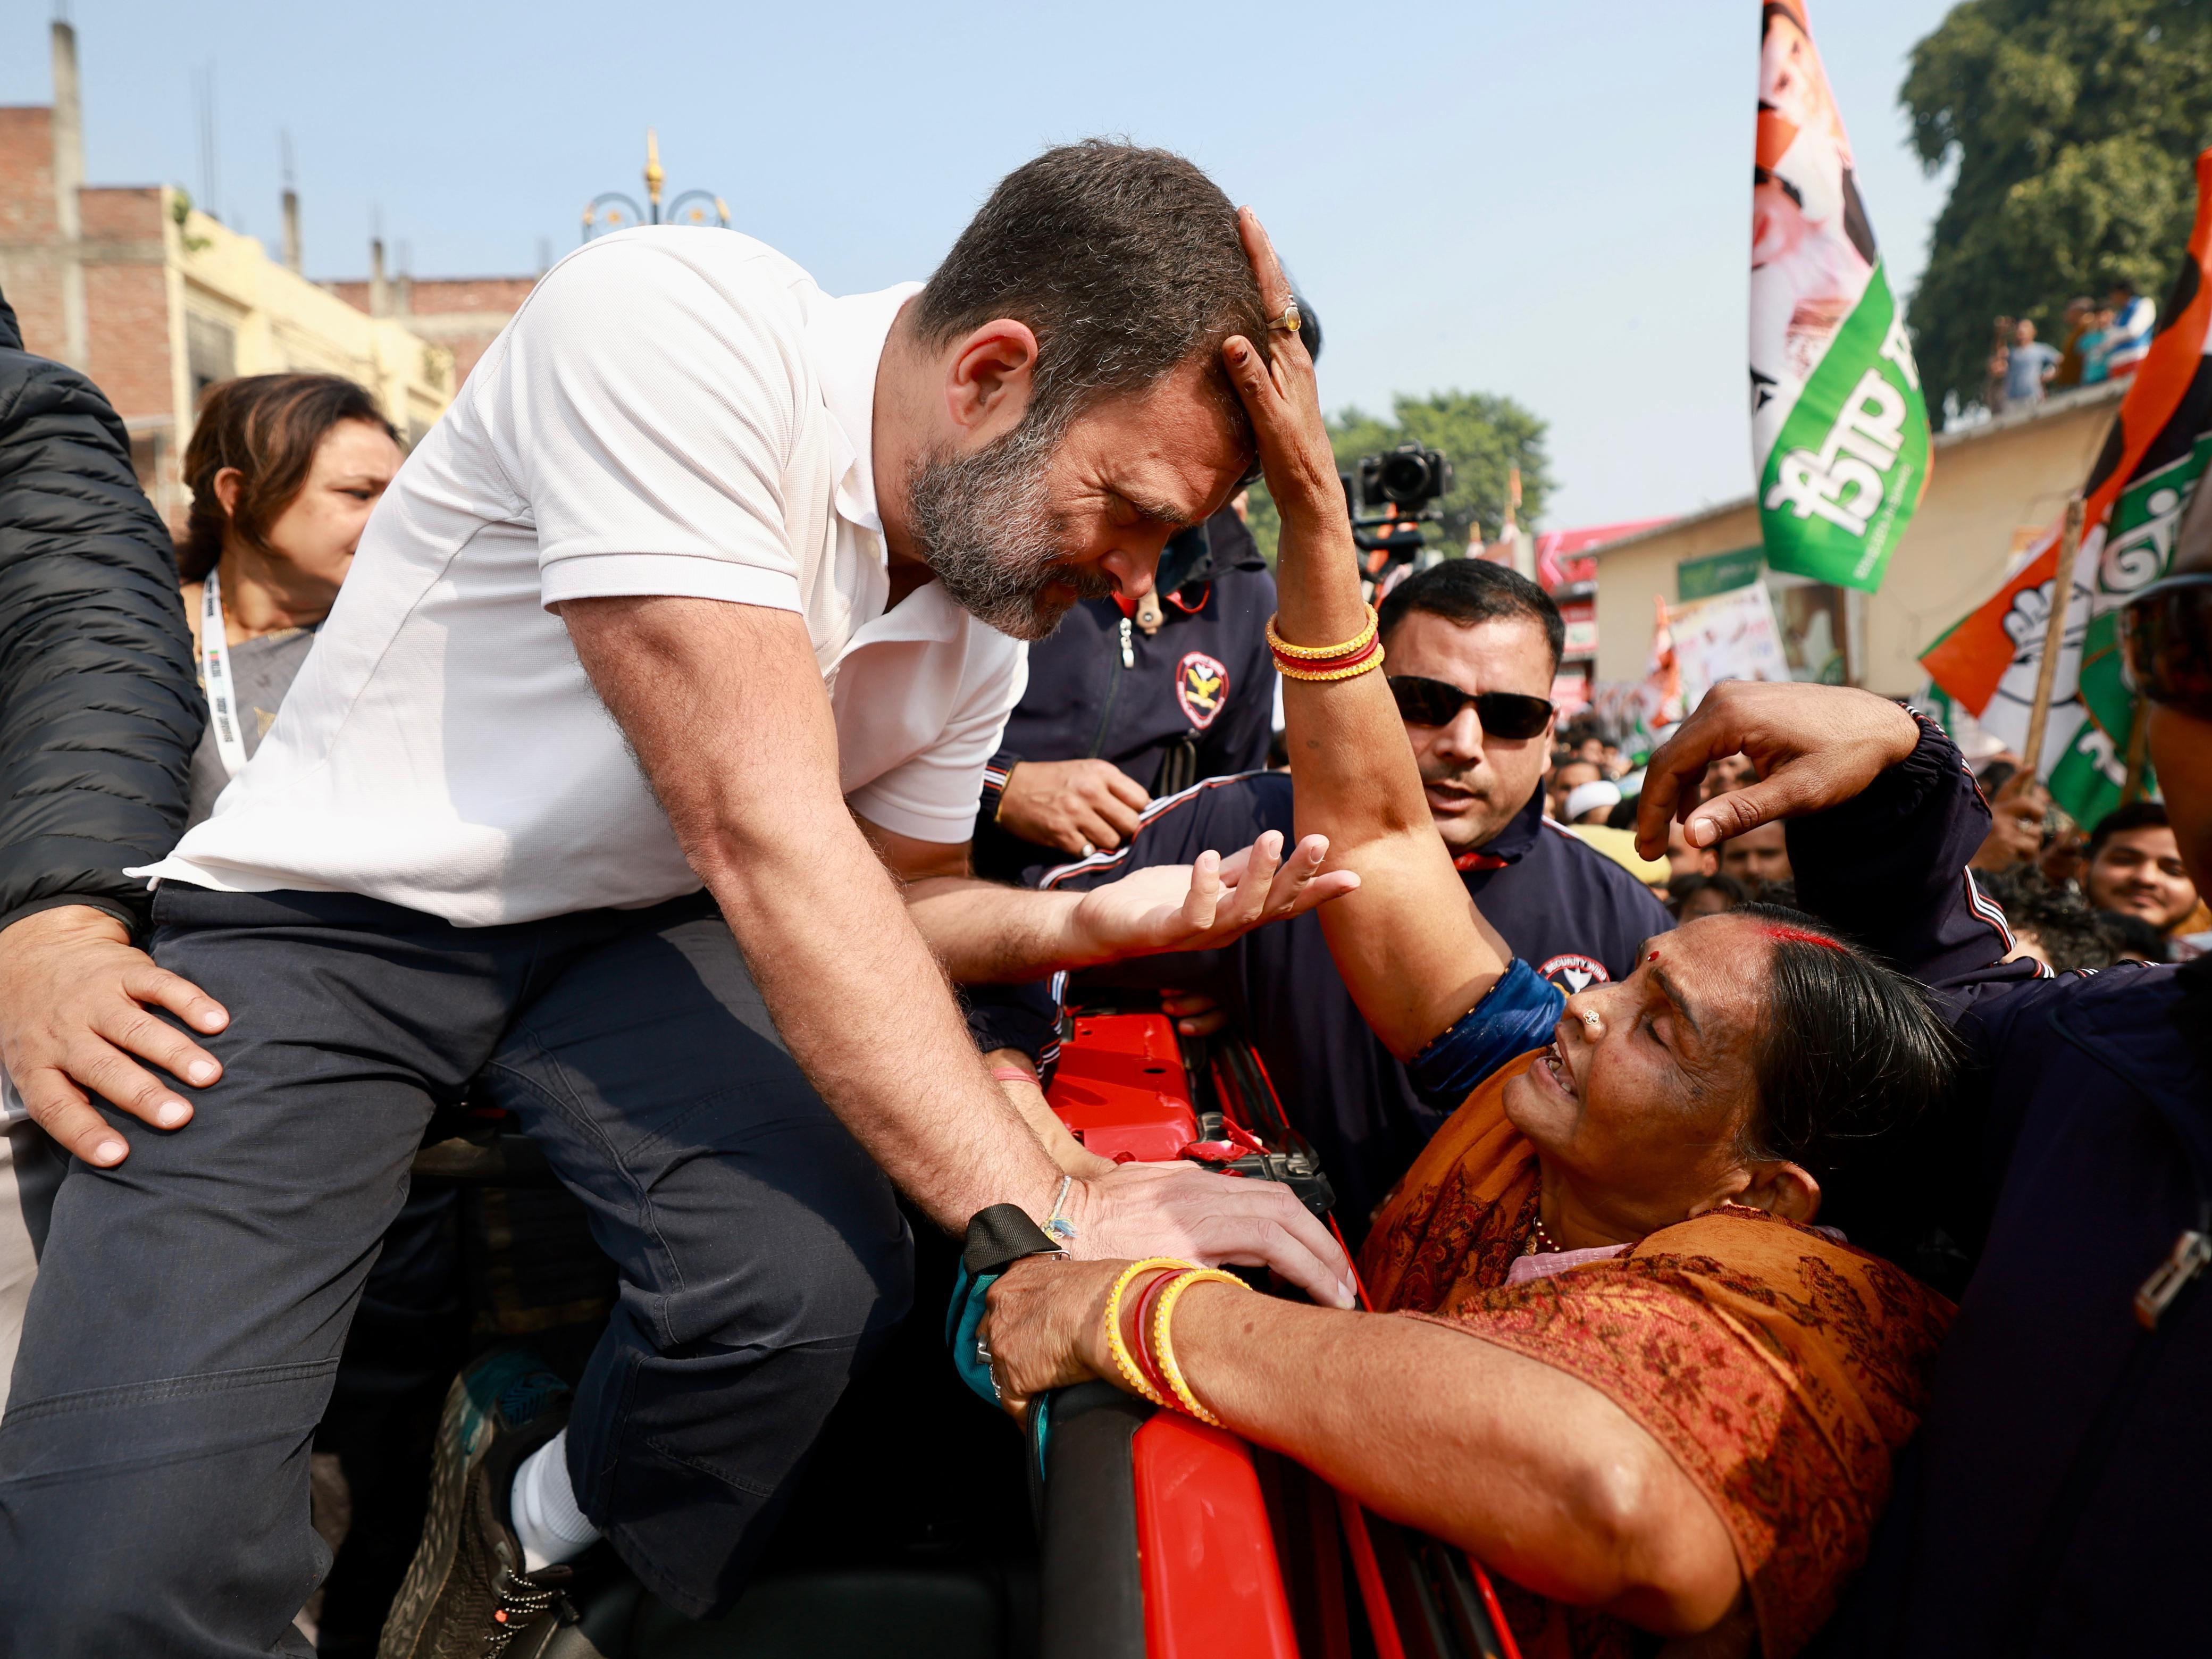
[974,558,1672,1229]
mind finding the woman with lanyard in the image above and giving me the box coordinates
[180,373,403,826]
[175,375,413,1644]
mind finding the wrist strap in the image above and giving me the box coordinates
[1044,1172,1077,1244]
[983,758,1016,823]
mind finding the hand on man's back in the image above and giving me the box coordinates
[0,904,229,1167]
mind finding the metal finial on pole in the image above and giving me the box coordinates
[584,139,719,241]
[2021,493,2086,778]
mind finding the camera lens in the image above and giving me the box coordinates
[1378,451,1433,504]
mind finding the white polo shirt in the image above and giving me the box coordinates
[137,228,1027,927]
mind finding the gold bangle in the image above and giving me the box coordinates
[1265,605,1378,661]
[1274,642,1386,683]
[1104,1258,1193,1408]
[1150,1267,1249,1426]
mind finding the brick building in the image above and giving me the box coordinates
[324,273,537,390]
[0,22,453,529]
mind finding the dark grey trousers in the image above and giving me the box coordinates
[0,885,913,1657]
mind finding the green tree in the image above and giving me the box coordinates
[1902,0,2212,424]
[1243,389,1552,564]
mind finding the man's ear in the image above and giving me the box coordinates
[944,319,1041,438]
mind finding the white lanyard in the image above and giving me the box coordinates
[200,566,249,780]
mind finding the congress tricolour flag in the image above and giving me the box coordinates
[1752,1,1930,593]
[1922,149,2212,825]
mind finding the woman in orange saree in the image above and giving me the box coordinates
[982,212,1960,1656]
[1358,1053,1953,1657]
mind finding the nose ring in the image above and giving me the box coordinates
[1580,1011,1600,1029]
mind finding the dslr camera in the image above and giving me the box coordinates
[1344,441,1454,570]
[1355,442,1454,514]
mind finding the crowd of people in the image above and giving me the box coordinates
[1528,701,2205,974]
[1959,756,2205,970]
[0,139,2204,1659]
[1982,280,2157,415]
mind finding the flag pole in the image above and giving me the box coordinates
[2020,495,2085,778]
[2121,694,2152,803]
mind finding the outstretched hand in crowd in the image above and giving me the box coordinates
[1634,681,1924,862]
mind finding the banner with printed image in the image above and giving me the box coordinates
[1670,581,1795,714]
[1920,149,2212,825]
[1752,0,1931,593]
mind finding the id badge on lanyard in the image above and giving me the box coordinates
[201,567,250,780]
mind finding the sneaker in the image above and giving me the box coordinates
[376,1347,581,1659]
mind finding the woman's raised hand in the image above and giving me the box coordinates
[1220,209,1346,529]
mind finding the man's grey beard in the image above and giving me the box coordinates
[902,419,1116,641]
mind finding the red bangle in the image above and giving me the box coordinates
[1129,1268,1179,1403]
[990,1066,1037,1086]
[1269,631,1382,675]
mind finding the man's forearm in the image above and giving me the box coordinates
[705,847,1062,1225]
[562,596,1062,1231]
[901,876,1097,983]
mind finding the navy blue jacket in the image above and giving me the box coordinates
[1789,722,2212,1658]
[980,770,1673,1230]
[970,509,1276,884]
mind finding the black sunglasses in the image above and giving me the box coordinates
[1386,675,1555,740]
[2118,572,2212,721]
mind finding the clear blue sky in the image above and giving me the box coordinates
[4,0,1957,527]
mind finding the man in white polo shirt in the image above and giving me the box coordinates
[0,143,1354,1656]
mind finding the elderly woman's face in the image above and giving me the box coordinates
[1503,914,1772,1232]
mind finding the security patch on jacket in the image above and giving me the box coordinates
[1176,651,1229,730]
[1537,953,1609,994]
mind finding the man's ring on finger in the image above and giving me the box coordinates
[1080,840,1095,858]
[1266,301,1302,335]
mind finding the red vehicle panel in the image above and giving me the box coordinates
[1042,1003,1521,1659]
[1131,1413,1298,1659]
[1046,1013,1200,1163]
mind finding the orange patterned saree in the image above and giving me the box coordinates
[1358,1055,1955,1659]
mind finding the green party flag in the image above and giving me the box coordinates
[1752,2,1931,593]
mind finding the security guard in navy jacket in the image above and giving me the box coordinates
[971,506,1277,885]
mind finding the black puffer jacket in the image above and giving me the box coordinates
[0,287,200,937]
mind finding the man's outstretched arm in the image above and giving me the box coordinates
[856,815,1354,985]
[560,594,1355,1304]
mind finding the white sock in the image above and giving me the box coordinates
[509,1428,601,1573]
